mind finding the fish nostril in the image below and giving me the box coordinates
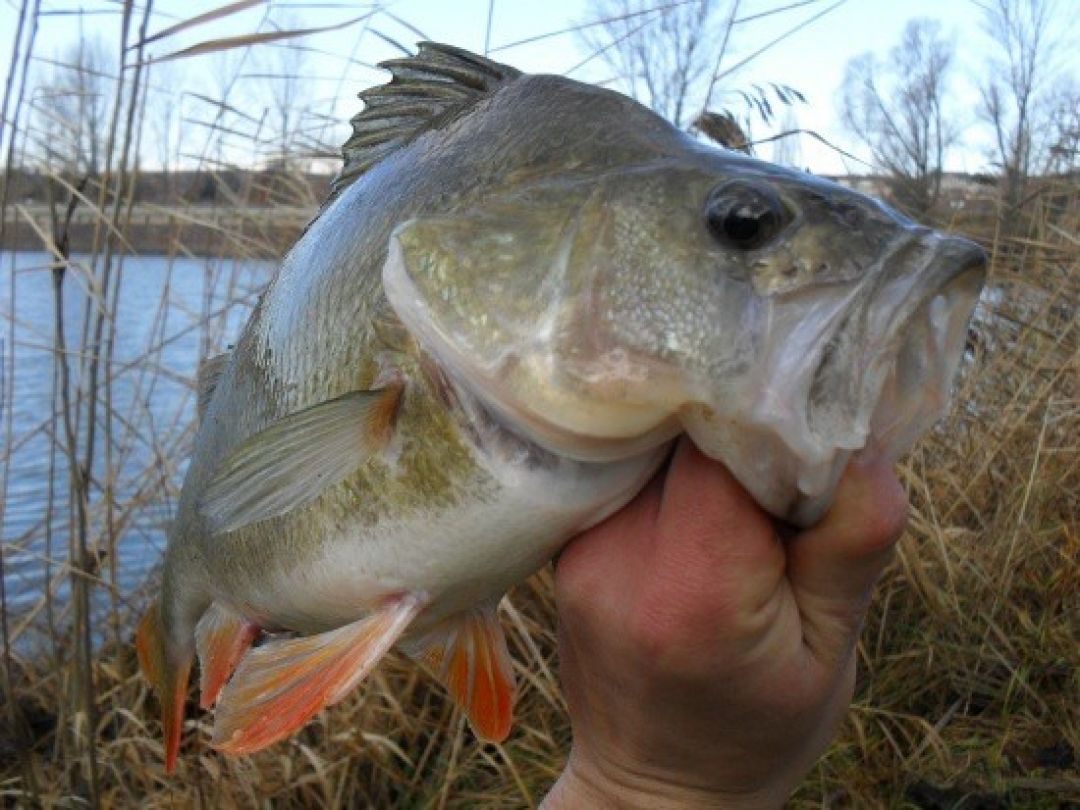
[837,204,861,227]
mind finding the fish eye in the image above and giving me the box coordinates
[704,180,788,250]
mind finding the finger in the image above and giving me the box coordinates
[786,456,908,663]
[553,459,667,613]
[630,439,787,653]
[655,438,776,560]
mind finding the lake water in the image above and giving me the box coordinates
[1,250,271,648]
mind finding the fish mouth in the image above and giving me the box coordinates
[791,235,986,524]
[861,241,986,453]
[681,232,985,527]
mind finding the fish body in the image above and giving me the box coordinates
[138,43,986,769]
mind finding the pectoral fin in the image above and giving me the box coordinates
[200,384,403,534]
[195,601,259,709]
[211,593,424,755]
[405,601,515,742]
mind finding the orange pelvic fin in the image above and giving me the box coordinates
[195,601,259,710]
[136,600,193,774]
[408,601,516,743]
[211,592,425,755]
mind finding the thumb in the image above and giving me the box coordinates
[786,457,908,665]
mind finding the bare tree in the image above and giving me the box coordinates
[580,0,808,158]
[30,37,113,175]
[838,18,957,216]
[580,0,722,129]
[978,0,1074,213]
[1043,79,1079,175]
[259,33,309,171]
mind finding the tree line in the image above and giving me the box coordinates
[20,15,323,182]
[13,0,1077,227]
[839,0,1076,219]
[582,0,1076,223]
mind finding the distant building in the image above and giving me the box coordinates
[824,173,998,216]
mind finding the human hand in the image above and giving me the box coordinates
[542,438,908,809]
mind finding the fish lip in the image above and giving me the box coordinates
[849,232,986,452]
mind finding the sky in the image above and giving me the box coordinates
[1,0,1077,176]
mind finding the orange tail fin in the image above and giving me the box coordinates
[408,602,516,742]
[211,593,424,755]
[136,601,193,774]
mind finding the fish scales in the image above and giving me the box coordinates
[137,42,986,769]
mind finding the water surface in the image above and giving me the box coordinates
[1,250,270,647]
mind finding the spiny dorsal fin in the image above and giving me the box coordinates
[325,42,521,210]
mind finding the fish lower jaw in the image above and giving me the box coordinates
[680,403,858,527]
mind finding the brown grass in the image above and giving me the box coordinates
[1,5,1077,808]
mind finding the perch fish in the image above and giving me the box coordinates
[137,42,986,771]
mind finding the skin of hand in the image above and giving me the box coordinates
[542,438,909,809]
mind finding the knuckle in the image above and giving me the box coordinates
[869,501,909,551]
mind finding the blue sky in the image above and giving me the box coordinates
[1,0,1076,174]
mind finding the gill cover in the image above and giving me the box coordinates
[383,180,703,462]
[382,162,780,461]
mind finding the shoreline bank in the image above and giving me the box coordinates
[1,203,311,258]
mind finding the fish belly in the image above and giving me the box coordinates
[234,443,666,635]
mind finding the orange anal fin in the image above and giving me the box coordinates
[210,593,424,755]
[409,601,515,742]
[136,601,193,774]
[195,601,260,710]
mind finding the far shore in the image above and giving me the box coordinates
[1,203,313,258]
[1,167,1010,259]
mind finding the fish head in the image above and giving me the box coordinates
[383,109,986,526]
[662,159,988,524]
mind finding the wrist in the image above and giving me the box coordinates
[541,750,786,810]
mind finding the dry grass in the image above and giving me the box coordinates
[1,4,1078,808]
